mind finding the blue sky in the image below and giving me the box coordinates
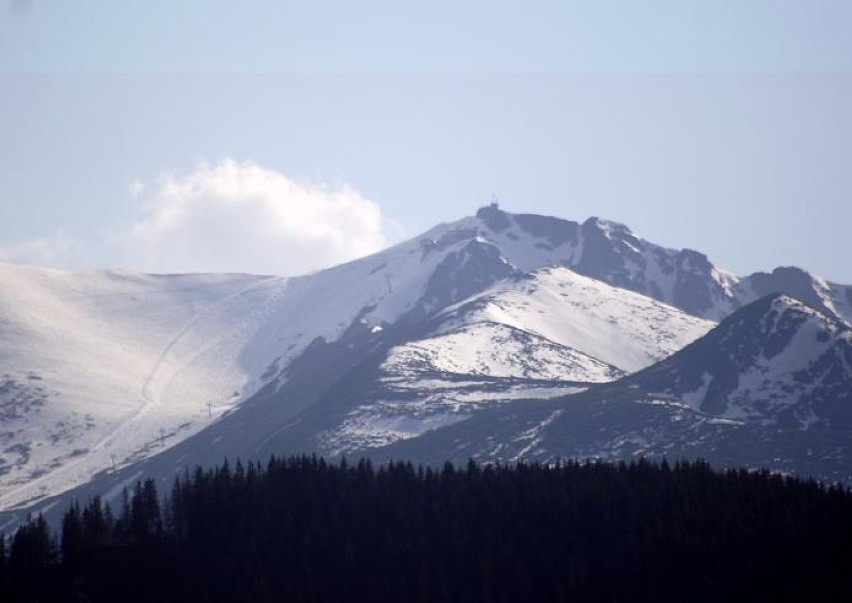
[4,1,852,74]
[1,1,851,280]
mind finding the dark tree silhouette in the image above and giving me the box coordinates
[3,457,852,602]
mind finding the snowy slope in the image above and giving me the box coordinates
[0,227,508,508]
[378,295,852,484]
[382,266,713,384]
[432,267,714,373]
[3,204,851,511]
[0,219,556,509]
[382,322,620,382]
[0,264,298,509]
[322,266,713,456]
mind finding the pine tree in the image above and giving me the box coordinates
[0,531,7,588]
[130,479,162,545]
[10,514,56,577]
[81,495,112,550]
[61,499,83,562]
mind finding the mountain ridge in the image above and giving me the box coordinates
[475,204,852,324]
[0,205,849,517]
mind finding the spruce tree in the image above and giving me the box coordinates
[60,500,83,562]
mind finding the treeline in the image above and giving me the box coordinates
[1,457,851,602]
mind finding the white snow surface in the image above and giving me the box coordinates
[431,266,715,373]
[382,321,622,383]
[0,264,289,509]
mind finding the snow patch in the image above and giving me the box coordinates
[438,266,714,372]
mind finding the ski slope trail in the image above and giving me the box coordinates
[100,275,287,459]
[0,267,287,511]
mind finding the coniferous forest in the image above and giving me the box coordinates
[1,457,851,602]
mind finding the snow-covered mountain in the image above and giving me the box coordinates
[624,294,852,427]
[0,205,849,520]
[379,294,852,484]
[321,266,712,456]
[0,207,728,510]
[738,266,852,327]
[425,266,712,374]
[0,264,288,510]
[475,204,852,324]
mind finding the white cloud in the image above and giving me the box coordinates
[116,160,389,276]
[127,179,145,200]
[0,160,392,276]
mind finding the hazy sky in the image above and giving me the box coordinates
[1,1,851,281]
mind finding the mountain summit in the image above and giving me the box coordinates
[476,204,852,324]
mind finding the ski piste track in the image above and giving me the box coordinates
[0,276,289,512]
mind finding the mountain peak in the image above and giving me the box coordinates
[475,202,512,233]
[632,293,852,425]
[725,293,839,340]
[461,207,850,324]
[745,266,848,322]
[582,216,633,238]
[767,292,819,315]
